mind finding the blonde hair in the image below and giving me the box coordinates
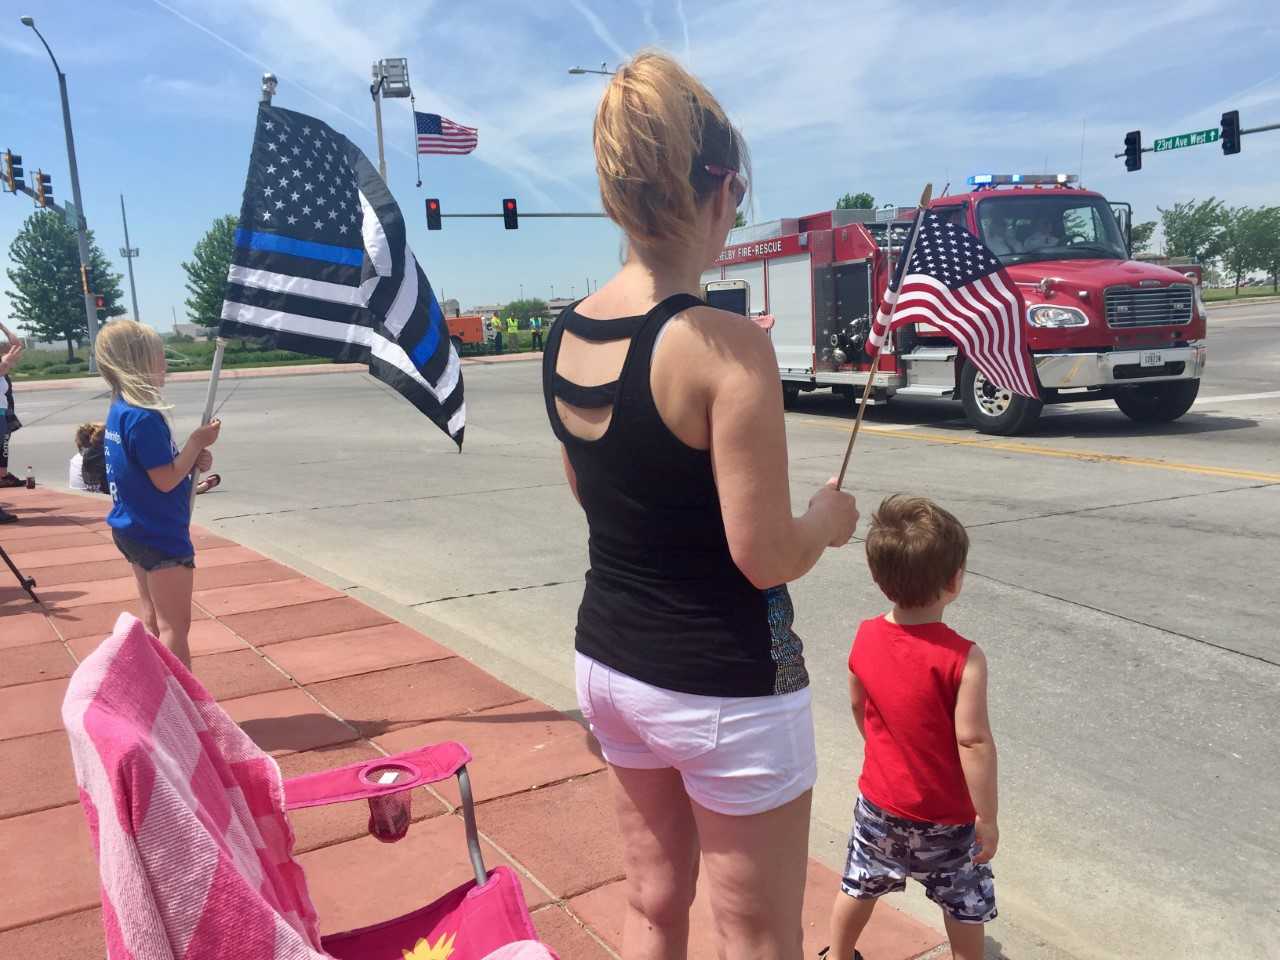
[94,320,170,413]
[594,51,747,249]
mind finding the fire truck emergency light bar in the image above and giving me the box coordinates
[967,173,1078,186]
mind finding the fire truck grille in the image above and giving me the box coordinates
[1104,285,1194,328]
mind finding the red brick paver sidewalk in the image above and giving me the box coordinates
[0,489,944,960]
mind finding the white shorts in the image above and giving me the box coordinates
[575,652,818,816]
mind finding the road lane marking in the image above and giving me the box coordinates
[1193,390,1280,405]
[790,417,1280,483]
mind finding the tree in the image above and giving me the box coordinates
[836,192,875,210]
[734,211,746,227]
[1256,206,1280,293]
[1220,206,1272,293]
[1130,220,1157,255]
[5,210,124,360]
[182,215,238,331]
[501,297,550,326]
[1157,198,1226,263]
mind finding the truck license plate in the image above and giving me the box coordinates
[1140,351,1163,368]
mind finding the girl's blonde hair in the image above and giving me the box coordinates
[594,51,747,249]
[94,320,170,413]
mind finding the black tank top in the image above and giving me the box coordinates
[542,294,808,698]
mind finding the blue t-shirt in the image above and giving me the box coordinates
[104,398,193,559]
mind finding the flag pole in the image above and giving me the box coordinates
[835,183,933,491]
[410,91,423,187]
[191,70,275,513]
[189,338,226,513]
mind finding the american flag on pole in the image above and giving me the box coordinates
[218,104,465,446]
[415,112,478,155]
[869,210,1039,398]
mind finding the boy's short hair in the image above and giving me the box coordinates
[865,495,969,608]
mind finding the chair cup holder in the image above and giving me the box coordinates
[362,763,415,843]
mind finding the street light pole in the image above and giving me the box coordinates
[22,16,99,371]
[119,194,140,323]
[567,61,615,76]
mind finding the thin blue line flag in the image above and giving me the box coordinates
[219,104,464,446]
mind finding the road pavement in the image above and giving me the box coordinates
[7,305,1278,959]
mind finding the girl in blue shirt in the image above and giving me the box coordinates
[95,321,220,668]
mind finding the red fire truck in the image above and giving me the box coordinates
[700,173,1208,434]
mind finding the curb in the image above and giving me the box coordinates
[13,353,543,394]
[1206,294,1280,310]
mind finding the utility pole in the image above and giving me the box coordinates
[22,17,99,372]
[368,58,409,183]
[119,194,140,322]
[371,66,387,181]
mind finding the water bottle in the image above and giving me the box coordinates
[24,466,34,489]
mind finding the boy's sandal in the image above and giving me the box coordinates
[0,507,18,524]
[0,474,25,488]
[196,473,221,494]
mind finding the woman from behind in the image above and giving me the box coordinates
[543,52,860,960]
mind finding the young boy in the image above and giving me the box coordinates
[829,495,998,960]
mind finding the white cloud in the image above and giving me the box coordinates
[568,0,632,64]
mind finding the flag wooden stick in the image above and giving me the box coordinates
[835,183,933,491]
[189,338,226,513]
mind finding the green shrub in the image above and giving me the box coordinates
[43,363,71,374]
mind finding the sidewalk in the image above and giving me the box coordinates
[0,489,945,960]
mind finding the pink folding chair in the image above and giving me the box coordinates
[62,613,557,960]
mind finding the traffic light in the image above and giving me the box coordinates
[94,294,105,316]
[2,151,23,192]
[502,197,518,230]
[34,170,52,207]
[426,197,442,230]
[1221,110,1241,155]
[1123,130,1142,172]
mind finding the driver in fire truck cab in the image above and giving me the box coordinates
[1017,210,1065,253]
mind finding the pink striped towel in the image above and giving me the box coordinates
[62,613,327,959]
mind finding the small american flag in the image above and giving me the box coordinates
[415,112,478,155]
[870,210,1039,398]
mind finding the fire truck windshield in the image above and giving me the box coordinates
[976,195,1128,265]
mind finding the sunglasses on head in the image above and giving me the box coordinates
[704,164,747,209]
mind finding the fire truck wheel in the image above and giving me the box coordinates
[782,383,801,408]
[1113,379,1200,423]
[960,360,1043,435]
[451,335,464,353]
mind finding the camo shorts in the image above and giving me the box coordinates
[841,795,997,924]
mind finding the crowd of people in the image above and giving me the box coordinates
[539,52,1000,960]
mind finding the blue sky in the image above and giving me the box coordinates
[2,0,1278,330]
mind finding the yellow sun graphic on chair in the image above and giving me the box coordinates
[403,931,457,960]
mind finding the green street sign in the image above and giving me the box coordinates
[1153,128,1220,152]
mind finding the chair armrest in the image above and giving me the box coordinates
[283,741,472,810]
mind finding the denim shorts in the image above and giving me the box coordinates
[841,795,997,923]
[111,529,195,572]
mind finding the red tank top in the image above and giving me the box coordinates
[848,615,976,824]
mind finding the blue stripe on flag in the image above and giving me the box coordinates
[234,228,364,267]
[408,293,445,368]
